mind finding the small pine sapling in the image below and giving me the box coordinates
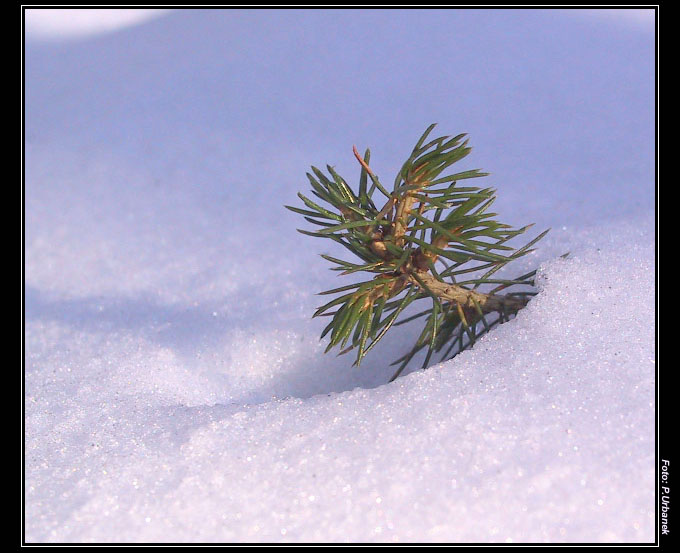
[286,125,548,381]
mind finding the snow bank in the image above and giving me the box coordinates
[25,9,655,543]
[25,9,169,40]
[25,218,655,542]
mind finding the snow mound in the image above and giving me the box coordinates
[26,219,654,542]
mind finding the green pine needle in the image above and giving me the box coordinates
[287,125,549,380]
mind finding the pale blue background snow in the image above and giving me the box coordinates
[25,8,655,543]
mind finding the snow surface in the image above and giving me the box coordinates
[25,9,169,40]
[25,9,656,543]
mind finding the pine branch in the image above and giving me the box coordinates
[286,124,548,380]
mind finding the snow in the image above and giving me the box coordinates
[24,9,169,40]
[24,8,656,543]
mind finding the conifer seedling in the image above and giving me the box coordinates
[286,125,548,381]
